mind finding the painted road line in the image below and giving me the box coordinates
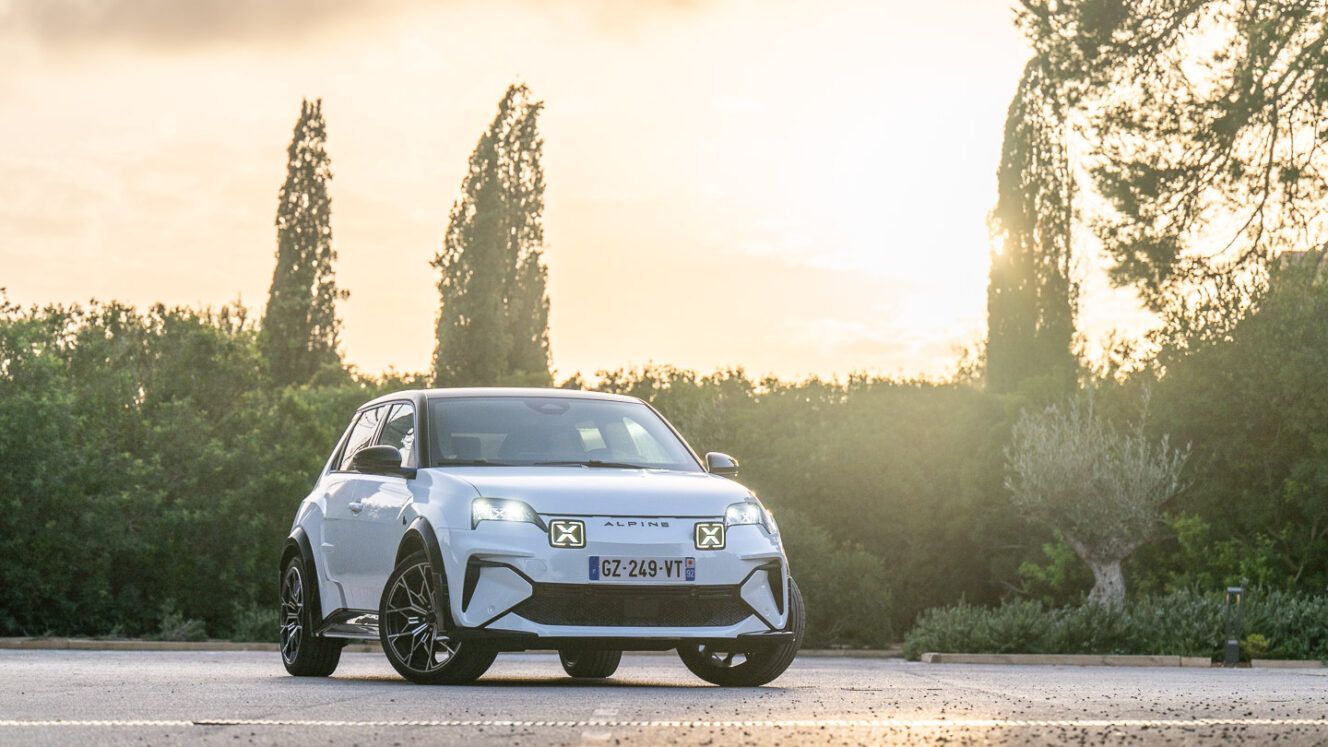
[581,699,620,742]
[3,718,1328,728]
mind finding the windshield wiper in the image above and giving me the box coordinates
[436,459,511,467]
[535,460,650,469]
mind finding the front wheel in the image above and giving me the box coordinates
[379,551,496,684]
[279,556,342,677]
[559,649,622,678]
[677,578,805,687]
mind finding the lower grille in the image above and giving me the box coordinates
[512,583,751,627]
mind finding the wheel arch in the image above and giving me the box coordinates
[397,517,447,572]
[281,526,326,624]
[394,517,456,629]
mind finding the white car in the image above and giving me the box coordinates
[279,388,804,686]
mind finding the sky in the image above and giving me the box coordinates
[0,0,1157,381]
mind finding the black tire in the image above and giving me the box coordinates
[677,577,805,687]
[379,551,497,684]
[279,556,342,677]
[559,649,623,678]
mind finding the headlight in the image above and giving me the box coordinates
[725,500,775,534]
[471,498,544,529]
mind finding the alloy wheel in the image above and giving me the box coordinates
[382,561,459,673]
[279,565,304,664]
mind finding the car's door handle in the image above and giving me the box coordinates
[348,502,364,514]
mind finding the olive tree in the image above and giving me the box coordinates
[1005,396,1189,606]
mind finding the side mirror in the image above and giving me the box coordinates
[351,445,405,476]
[705,452,740,477]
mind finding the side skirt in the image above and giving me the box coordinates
[316,609,379,640]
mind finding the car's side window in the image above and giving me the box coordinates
[374,403,417,468]
[337,406,384,471]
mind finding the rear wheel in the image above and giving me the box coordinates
[279,556,342,677]
[559,649,622,678]
[379,551,496,684]
[677,578,805,687]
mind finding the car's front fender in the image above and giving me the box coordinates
[280,526,328,624]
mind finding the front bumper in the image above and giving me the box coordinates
[439,516,789,644]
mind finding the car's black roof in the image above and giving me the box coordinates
[359,387,640,411]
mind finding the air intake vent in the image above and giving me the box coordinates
[512,583,750,627]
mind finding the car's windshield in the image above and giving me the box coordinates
[428,396,701,471]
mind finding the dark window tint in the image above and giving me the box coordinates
[374,403,416,467]
[338,406,384,471]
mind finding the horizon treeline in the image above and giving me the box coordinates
[5,0,1328,646]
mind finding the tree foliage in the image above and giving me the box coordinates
[260,99,346,387]
[432,84,551,387]
[986,52,1079,395]
[1005,394,1190,605]
[1021,0,1328,318]
[5,289,1328,644]
[591,365,1024,635]
[0,296,412,638]
[0,319,1028,646]
[1133,263,1328,592]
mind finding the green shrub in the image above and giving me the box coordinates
[148,601,208,642]
[1121,587,1221,657]
[974,598,1055,653]
[778,508,893,648]
[1045,602,1128,654]
[1017,532,1094,606]
[903,601,995,660]
[228,602,280,643]
[903,588,1328,661]
[1242,633,1270,661]
[1240,590,1328,661]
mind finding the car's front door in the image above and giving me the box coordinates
[321,405,385,612]
[341,402,417,610]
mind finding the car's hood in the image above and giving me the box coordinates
[434,466,753,517]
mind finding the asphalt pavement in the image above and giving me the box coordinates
[2,650,1326,745]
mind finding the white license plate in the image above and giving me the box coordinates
[589,556,695,582]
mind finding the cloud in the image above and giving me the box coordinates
[0,0,707,51]
[1,0,417,49]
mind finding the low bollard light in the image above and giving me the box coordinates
[1223,586,1243,668]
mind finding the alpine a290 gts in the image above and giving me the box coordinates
[279,388,803,686]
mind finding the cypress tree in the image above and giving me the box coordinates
[260,98,345,387]
[986,57,1077,394]
[432,84,551,387]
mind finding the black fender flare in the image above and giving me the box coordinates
[399,517,448,573]
[398,517,453,627]
[280,526,325,624]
